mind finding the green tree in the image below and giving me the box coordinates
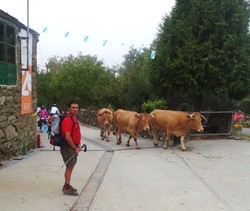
[117,46,154,111]
[149,0,250,111]
[37,53,118,109]
[37,70,51,107]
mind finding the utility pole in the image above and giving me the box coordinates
[27,0,29,70]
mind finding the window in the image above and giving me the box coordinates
[0,21,16,85]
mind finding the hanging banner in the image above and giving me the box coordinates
[21,69,32,114]
[20,29,33,114]
[20,29,32,70]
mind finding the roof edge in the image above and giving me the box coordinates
[0,9,39,37]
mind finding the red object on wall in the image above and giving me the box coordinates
[37,134,41,148]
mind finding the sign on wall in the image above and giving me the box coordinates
[20,29,33,114]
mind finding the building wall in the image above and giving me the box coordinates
[0,12,39,162]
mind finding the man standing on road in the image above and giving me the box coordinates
[61,100,82,196]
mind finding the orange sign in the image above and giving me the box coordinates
[20,28,33,114]
[21,66,32,114]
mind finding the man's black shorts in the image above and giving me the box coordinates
[60,143,77,168]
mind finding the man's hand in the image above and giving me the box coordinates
[74,147,80,156]
[78,144,83,151]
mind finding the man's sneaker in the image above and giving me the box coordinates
[63,186,78,196]
[62,184,77,192]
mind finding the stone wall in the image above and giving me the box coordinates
[0,21,39,163]
[0,86,37,161]
[78,109,98,127]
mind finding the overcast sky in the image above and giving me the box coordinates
[1,0,176,68]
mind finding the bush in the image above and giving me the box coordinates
[142,99,167,113]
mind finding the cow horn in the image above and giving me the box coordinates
[189,113,195,119]
[150,114,155,119]
[138,114,142,118]
[200,114,207,122]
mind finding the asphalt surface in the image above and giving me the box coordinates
[0,125,250,211]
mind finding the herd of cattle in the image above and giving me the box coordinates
[97,108,207,151]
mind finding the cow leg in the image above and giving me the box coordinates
[116,129,121,145]
[134,137,140,149]
[118,132,122,144]
[106,125,112,142]
[180,136,190,151]
[163,140,168,149]
[126,136,131,147]
[100,129,104,140]
[103,127,107,140]
[151,129,158,146]
[163,133,170,149]
[104,127,107,139]
[106,130,110,142]
[126,135,140,149]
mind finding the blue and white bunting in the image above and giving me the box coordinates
[64,32,69,38]
[151,50,156,59]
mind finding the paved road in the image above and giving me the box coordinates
[0,125,250,211]
[86,127,250,211]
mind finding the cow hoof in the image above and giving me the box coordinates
[101,138,104,141]
[163,146,168,150]
[116,142,121,145]
[136,146,140,150]
[126,143,130,147]
[154,143,158,147]
[106,139,109,142]
[182,148,190,151]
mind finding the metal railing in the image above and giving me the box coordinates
[191,111,234,136]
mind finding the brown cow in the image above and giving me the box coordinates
[97,108,113,142]
[150,109,206,151]
[113,109,154,149]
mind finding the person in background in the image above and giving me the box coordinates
[47,114,53,135]
[60,109,65,116]
[38,106,48,118]
[37,106,41,114]
[60,100,82,196]
[37,106,48,130]
[50,104,60,116]
[234,110,245,123]
[107,104,113,112]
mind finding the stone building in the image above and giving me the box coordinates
[0,9,39,162]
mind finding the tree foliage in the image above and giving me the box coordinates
[37,1,250,113]
[142,99,167,113]
[37,53,119,110]
[116,46,154,111]
[148,0,250,111]
[37,48,155,112]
